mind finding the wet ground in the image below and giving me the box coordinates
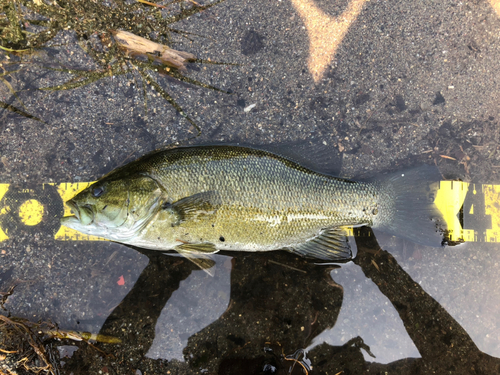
[1,0,500,374]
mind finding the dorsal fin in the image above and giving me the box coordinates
[172,139,343,176]
[253,142,343,176]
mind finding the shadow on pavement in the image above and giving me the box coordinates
[41,229,500,374]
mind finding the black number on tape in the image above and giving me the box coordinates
[460,184,492,242]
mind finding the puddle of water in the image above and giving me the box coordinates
[2,0,500,373]
[146,254,232,361]
[312,262,420,364]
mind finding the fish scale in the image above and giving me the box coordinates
[140,147,377,248]
[150,147,375,216]
[61,145,445,270]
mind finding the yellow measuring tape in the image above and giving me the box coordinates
[0,182,103,242]
[0,181,499,244]
[434,181,500,243]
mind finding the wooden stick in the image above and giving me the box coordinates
[111,30,196,71]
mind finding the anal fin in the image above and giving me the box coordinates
[176,242,218,253]
[175,243,218,276]
[289,227,352,261]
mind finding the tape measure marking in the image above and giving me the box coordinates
[50,182,107,242]
[18,199,45,226]
[484,184,500,243]
[0,180,499,244]
[0,184,64,240]
[0,184,9,242]
[434,181,469,242]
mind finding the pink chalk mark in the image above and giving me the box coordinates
[117,275,125,286]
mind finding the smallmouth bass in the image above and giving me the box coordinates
[61,145,445,269]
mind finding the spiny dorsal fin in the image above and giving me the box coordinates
[167,140,343,176]
[254,142,343,176]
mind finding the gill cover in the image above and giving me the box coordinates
[62,175,164,240]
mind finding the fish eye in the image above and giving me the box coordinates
[92,186,105,198]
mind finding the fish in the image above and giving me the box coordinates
[61,145,445,271]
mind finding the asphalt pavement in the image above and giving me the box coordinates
[1,0,500,374]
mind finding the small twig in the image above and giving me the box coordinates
[136,0,168,8]
[0,348,18,354]
[439,155,456,160]
[0,285,16,310]
[111,29,196,72]
[267,260,307,273]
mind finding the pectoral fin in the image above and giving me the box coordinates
[166,191,221,225]
[290,227,352,261]
[175,242,218,276]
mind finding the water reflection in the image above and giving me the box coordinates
[52,228,500,374]
[147,254,231,360]
[345,228,500,373]
[182,251,343,374]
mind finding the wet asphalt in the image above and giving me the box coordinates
[1,0,500,374]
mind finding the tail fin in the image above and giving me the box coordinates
[373,165,446,247]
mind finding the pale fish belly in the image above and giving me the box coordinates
[137,200,370,252]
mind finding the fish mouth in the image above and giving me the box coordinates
[64,200,94,226]
[65,200,79,220]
